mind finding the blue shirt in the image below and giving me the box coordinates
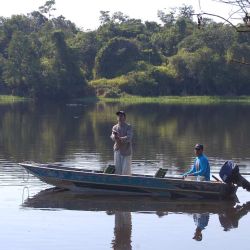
[184,154,210,181]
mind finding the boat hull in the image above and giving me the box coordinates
[20,163,237,200]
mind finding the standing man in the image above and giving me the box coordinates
[183,144,210,181]
[111,111,133,175]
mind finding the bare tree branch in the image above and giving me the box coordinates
[203,1,250,65]
[213,0,250,13]
[231,59,250,65]
[194,11,250,32]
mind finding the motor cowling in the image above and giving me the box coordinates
[219,160,250,191]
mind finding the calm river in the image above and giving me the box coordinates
[1,101,250,250]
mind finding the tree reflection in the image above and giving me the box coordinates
[1,102,250,173]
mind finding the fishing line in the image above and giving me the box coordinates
[22,186,30,205]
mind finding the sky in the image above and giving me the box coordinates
[0,0,242,30]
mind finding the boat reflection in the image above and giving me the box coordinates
[22,187,235,213]
[22,187,250,234]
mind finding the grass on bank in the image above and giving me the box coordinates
[0,95,27,104]
[3,94,250,105]
[97,95,250,105]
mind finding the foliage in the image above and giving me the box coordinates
[3,31,42,96]
[90,67,176,96]
[103,88,121,98]
[94,37,140,78]
[0,2,250,100]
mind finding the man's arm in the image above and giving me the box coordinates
[183,164,195,177]
[110,126,119,141]
[119,125,133,143]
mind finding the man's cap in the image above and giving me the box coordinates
[194,144,203,150]
[116,110,126,116]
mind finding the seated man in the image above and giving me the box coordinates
[192,213,209,241]
[183,144,210,181]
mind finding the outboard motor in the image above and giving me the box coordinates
[219,160,250,191]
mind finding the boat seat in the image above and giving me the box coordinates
[154,168,168,178]
[104,165,115,174]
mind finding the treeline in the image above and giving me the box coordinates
[0,1,250,99]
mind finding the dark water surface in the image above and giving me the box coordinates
[1,101,250,250]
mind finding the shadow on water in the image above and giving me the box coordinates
[22,187,250,244]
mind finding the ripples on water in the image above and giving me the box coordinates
[1,102,250,250]
[1,158,250,250]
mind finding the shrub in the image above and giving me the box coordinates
[94,37,141,78]
[103,88,121,98]
[119,71,159,96]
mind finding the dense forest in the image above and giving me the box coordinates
[0,0,250,99]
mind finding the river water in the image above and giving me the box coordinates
[0,101,250,250]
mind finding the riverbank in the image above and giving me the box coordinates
[3,95,250,105]
[97,95,250,105]
[0,95,27,104]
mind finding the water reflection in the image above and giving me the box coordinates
[219,202,250,231]
[192,213,209,241]
[23,187,250,235]
[112,212,132,250]
[2,101,250,249]
[1,102,250,175]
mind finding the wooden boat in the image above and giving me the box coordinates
[19,162,237,200]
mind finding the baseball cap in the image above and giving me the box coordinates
[195,144,203,150]
[116,110,126,116]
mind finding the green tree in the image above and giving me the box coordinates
[179,23,236,55]
[157,9,175,27]
[99,11,111,25]
[40,31,87,99]
[39,0,56,18]
[94,37,141,78]
[70,31,99,80]
[177,5,194,20]
[3,31,42,96]
[169,47,222,94]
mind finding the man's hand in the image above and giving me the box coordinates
[112,130,120,140]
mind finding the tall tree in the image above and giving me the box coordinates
[3,31,42,96]
[45,31,87,98]
[39,0,56,18]
[94,37,140,78]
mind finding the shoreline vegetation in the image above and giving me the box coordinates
[4,94,250,105]
[0,95,27,104]
[0,2,250,100]
[86,95,250,105]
